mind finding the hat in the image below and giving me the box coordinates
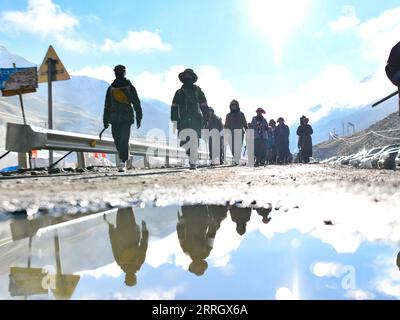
[114,65,126,72]
[256,108,266,114]
[230,99,239,107]
[277,117,285,122]
[178,68,198,83]
[269,119,276,124]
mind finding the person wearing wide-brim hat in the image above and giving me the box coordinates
[297,115,313,164]
[275,117,290,164]
[250,107,268,165]
[171,68,210,170]
[178,68,198,84]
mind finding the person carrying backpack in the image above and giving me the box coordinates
[171,69,210,169]
[103,65,142,172]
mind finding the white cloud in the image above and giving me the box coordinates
[0,0,92,53]
[70,65,115,84]
[329,6,360,32]
[312,31,323,38]
[357,7,400,62]
[311,262,344,278]
[113,287,180,300]
[345,289,375,300]
[374,256,400,299]
[77,262,123,279]
[101,30,172,53]
[275,287,297,300]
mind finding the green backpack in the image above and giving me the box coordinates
[178,87,202,118]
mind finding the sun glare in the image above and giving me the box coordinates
[249,0,311,64]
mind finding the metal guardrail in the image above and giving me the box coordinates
[5,123,210,169]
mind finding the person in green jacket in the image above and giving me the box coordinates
[103,65,142,172]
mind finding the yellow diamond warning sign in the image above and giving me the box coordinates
[38,45,70,83]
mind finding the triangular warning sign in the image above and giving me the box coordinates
[51,274,80,300]
[38,45,70,83]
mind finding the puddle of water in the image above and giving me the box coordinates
[0,204,399,300]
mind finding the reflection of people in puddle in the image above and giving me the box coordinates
[229,206,252,236]
[104,207,149,286]
[177,205,227,276]
[256,206,272,224]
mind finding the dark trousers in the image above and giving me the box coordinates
[209,136,224,163]
[180,135,199,164]
[112,122,131,162]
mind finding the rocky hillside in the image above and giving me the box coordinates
[313,111,400,159]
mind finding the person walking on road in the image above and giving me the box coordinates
[266,119,277,164]
[171,68,210,170]
[103,65,142,172]
[297,116,313,163]
[275,117,290,165]
[224,100,248,165]
[249,108,268,166]
[207,107,224,165]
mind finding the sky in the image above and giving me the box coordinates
[0,0,400,126]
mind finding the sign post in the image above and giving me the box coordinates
[1,65,38,169]
[38,46,70,166]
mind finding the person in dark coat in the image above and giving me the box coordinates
[249,108,268,165]
[171,69,210,170]
[104,207,148,287]
[385,41,400,87]
[224,100,248,165]
[207,107,224,165]
[266,119,276,164]
[177,205,222,276]
[229,206,252,236]
[275,117,290,164]
[297,116,313,163]
[103,65,142,172]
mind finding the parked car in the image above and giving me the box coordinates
[377,147,400,170]
[349,151,368,167]
[395,152,400,170]
[359,147,383,169]
[371,144,400,169]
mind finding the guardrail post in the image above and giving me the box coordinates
[18,152,28,169]
[77,152,85,168]
[144,155,150,169]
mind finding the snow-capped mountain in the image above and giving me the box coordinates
[0,45,35,68]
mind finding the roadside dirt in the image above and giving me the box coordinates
[1,164,400,215]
